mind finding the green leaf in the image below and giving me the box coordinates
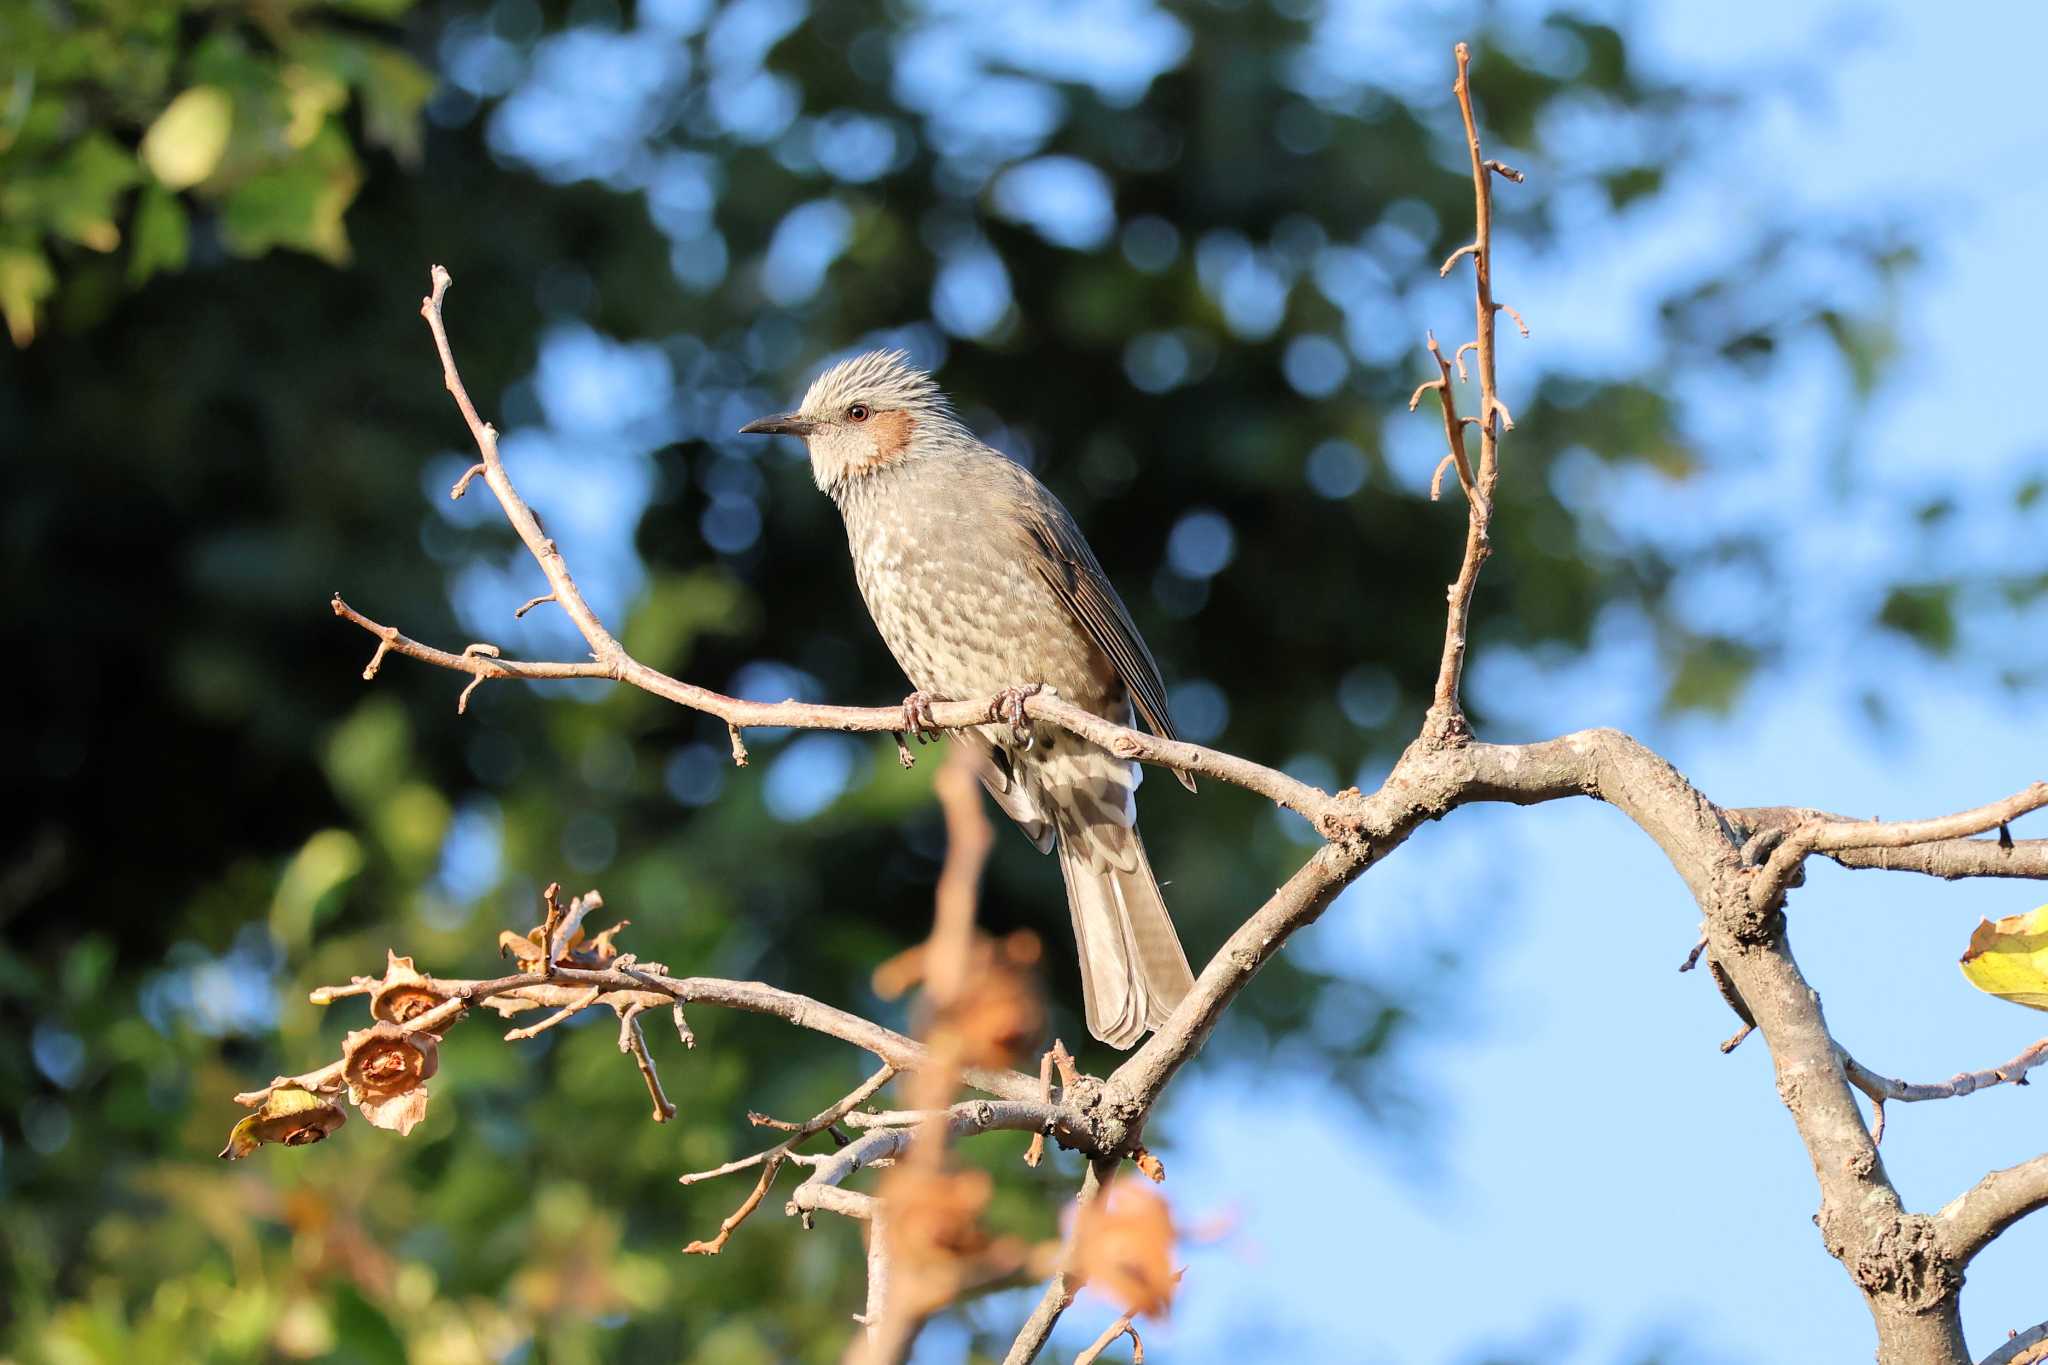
[1662,633,1759,714]
[47,132,142,250]
[1877,582,1957,654]
[1960,907,2048,1012]
[219,123,362,264]
[0,246,56,345]
[327,1284,408,1365]
[360,50,436,165]
[140,85,234,191]
[128,182,189,284]
[270,828,365,949]
[622,570,754,673]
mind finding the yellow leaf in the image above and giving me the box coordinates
[1960,906,2048,1012]
[141,86,234,191]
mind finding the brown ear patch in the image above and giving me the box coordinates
[870,409,915,461]
[851,409,916,477]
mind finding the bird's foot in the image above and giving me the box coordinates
[986,683,1044,745]
[899,690,942,743]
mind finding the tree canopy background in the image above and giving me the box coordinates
[3,0,2042,1361]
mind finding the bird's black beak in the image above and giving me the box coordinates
[738,412,815,437]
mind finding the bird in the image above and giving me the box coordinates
[740,349,1197,1048]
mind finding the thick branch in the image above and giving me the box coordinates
[1934,1152,2048,1268]
[1826,839,2048,879]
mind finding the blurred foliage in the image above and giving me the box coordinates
[0,0,433,343]
[0,0,2027,1360]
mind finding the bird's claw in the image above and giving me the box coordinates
[987,683,1043,745]
[900,691,941,743]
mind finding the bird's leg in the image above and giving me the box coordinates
[986,683,1043,746]
[899,690,942,744]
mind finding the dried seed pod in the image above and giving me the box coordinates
[342,1022,440,1134]
[369,951,446,1027]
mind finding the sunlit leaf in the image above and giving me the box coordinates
[218,124,361,264]
[270,828,364,949]
[0,247,56,346]
[280,64,348,149]
[141,85,233,190]
[219,1087,347,1159]
[46,133,141,250]
[1960,906,2048,1012]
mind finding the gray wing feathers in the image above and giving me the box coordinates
[1013,483,1199,795]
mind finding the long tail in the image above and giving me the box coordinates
[1045,754,1194,1049]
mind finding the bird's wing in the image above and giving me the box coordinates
[1011,477,1197,792]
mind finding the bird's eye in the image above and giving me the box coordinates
[847,403,870,422]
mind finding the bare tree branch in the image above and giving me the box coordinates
[1748,784,2048,910]
[268,47,2048,1365]
[1934,1151,2048,1268]
[1844,1039,2048,1143]
[1422,41,1517,734]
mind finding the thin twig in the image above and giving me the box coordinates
[622,1012,677,1122]
[1073,1314,1143,1365]
[1844,1039,2048,1145]
[502,983,603,1041]
[1002,1159,1114,1365]
[1421,40,1518,734]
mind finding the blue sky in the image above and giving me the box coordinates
[445,0,2048,1358]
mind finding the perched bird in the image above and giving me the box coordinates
[740,350,1196,1048]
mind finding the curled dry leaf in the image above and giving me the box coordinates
[1960,906,2048,1012]
[342,1021,439,1134]
[928,932,1047,1070]
[1073,1181,1178,1319]
[498,918,632,968]
[499,927,546,966]
[220,1087,347,1159]
[369,950,447,1026]
[583,919,631,964]
[880,1163,995,1317]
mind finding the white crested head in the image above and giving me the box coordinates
[741,348,973,495]
[799,349,950,423]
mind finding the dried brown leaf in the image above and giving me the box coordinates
[369,949,447,1026]
[880,1164,995,1317]
[1074,1181,1178,1319]
[219,1087,347,1159]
